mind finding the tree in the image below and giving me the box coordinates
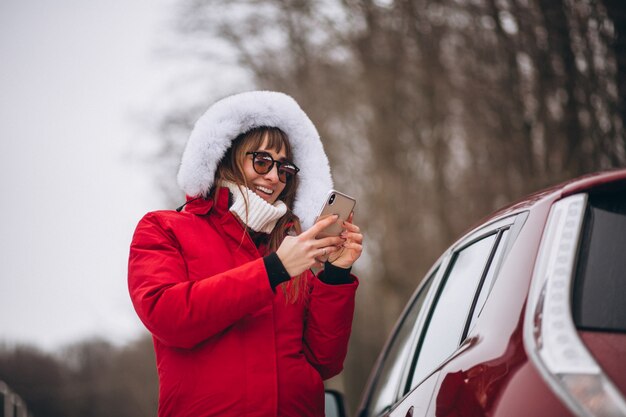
[0,343,69,417]
[150,0,626,411]
[0,334,159,417]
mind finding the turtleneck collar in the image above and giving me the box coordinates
[220,181,288,234]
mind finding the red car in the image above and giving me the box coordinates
[327,169,626,417]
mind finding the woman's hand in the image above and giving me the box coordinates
[328,213,363,269]
[276,215,346,277]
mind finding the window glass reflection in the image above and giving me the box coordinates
[410,234,497,388]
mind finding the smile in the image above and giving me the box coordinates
[256,186,274,196]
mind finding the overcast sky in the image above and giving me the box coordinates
[0,0,200,351]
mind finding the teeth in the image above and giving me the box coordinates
[256,186,274,195]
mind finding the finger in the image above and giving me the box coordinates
[325,245,340,254]
[319,245,340,257]
[315,245,336,258]
[340,227,362,238]
[317,245,342,263]
[314,236,345,248]
[340,232,363,244]
[342,242,363,252]
[342,221,360,233]
[347,212,354,223]
[304,215,339,238]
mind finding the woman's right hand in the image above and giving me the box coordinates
[276,215,346,277]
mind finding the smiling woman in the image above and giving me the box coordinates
[128,91,364,417]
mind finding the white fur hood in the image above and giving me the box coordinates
[177,91,333,229]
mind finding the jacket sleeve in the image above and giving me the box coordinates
[303,274,358,380]
[128,212,275,349]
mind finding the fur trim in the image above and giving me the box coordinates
[177,91,333,229]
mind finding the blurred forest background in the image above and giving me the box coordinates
[1,0,625,415]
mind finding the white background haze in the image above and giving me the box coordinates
[0,0,223,351]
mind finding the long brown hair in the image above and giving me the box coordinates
[212,126,306,302]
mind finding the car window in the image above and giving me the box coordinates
[409,234,498,388]
[466,229,510,333]
[364,271,436,417]
[573,190,626,333]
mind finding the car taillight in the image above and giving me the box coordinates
[524,194,626,416]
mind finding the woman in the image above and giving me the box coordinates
[128,91,362,417]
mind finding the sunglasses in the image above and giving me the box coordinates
[246,151,300,183]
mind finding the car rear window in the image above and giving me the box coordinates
[573,188,626,333]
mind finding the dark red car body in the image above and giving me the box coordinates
[332,170,626,417]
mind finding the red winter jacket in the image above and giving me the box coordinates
[128,188,358,417]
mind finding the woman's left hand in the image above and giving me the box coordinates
[328,213,363,269]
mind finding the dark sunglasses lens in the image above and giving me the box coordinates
[278,165,297,182]
[253,153,273,174]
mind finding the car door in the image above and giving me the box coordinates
[390,215,521,417]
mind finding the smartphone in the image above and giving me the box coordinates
[314,190,356,238]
